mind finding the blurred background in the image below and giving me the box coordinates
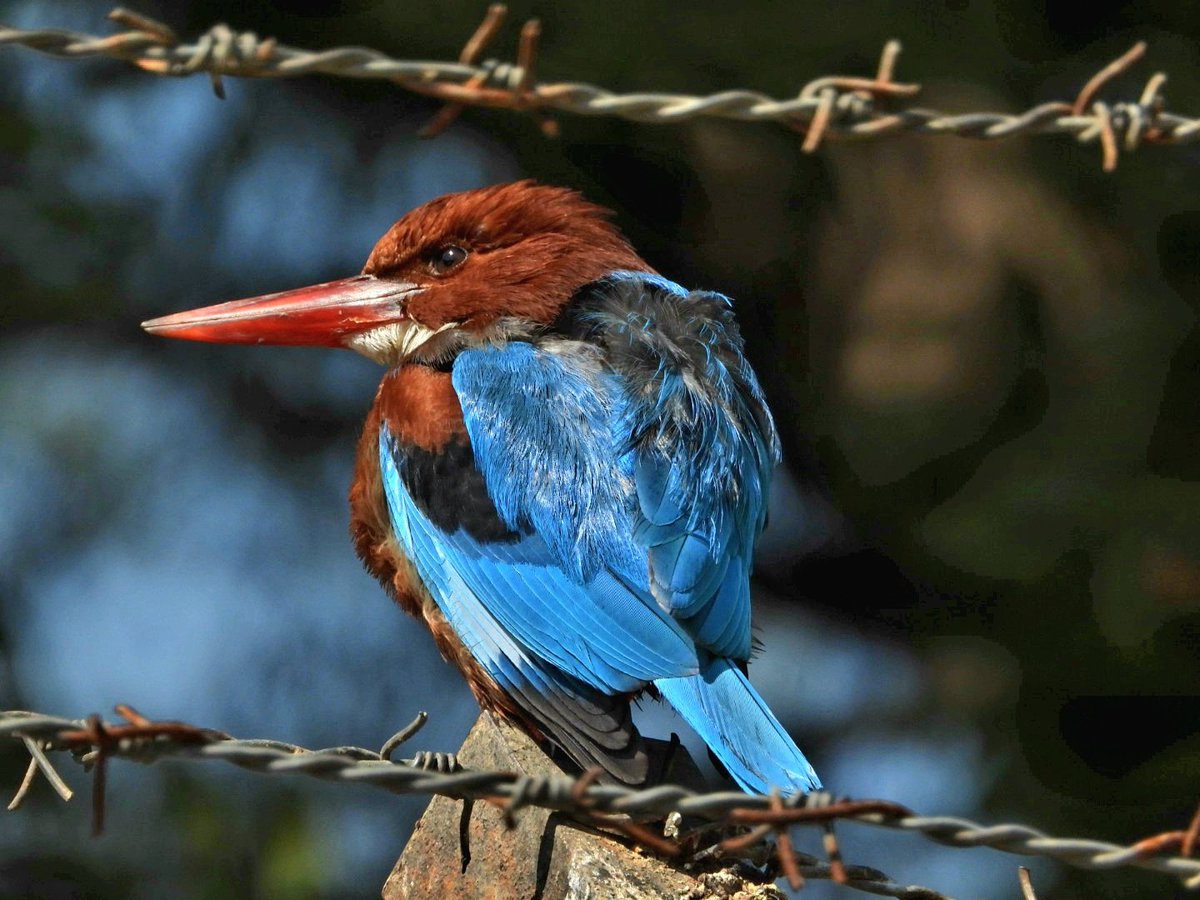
[1,1,1198,897]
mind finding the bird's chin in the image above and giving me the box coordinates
[344,320,462,366]
[347,317,546,368]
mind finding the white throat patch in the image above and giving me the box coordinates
[345,320,457,365]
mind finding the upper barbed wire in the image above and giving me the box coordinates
[2,706,1199,899]
[0,7,1196,169]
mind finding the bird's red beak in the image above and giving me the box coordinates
[141,275,422,347]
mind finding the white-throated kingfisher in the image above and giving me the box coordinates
[143,181,820,794]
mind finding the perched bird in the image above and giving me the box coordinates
[142,181,819,795]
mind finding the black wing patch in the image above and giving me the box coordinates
[397,437,519,543]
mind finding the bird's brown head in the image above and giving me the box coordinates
[142,181,652,365]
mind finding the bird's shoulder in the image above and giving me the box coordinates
[551,270,780,483]
[552,271,779,457]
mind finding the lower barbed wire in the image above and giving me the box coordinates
[3,707,1199,896]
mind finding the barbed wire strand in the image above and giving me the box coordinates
[0,7,1197,170]
[3,708,1198,898]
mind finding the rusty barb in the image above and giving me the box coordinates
[0,7,1195,170]
[3,708,1200,899]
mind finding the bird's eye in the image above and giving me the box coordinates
[431,245,468,274]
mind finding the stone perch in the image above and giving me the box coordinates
[383,714,783,899]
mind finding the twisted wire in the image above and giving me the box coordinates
[2,709,1198,896]
[0,9,1194,168]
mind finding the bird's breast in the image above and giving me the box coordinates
[375,363,468,451]
[350,365,472,614]
[378,364,519,543]
[347,365,527,725]
[349,366,518,616]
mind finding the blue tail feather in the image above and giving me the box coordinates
[655,658,820,795]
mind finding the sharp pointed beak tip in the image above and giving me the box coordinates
[140,314,185,336]
[140,276,423,347]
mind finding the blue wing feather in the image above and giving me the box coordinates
[569,273,780,660]
[452,341,641,584]
[657,658,820,792]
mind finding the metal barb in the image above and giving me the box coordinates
[1073,42,1147,115]
[1125,71,1168,149]
[824,823,848,884]
[84,715,107,836]
[1184,800,1200,859]
[106,8,176,45]
[380,711,429,760]
[8,736,74,810]
[571,765,604,807]
[720,823,773,854]
[1132,798,1200,865]
[420,3,509,138]
[1092,102,1119,171]
[514,18,557,137]
[115,704,150,727]
[801,88,837,153]
[8,754,40,811]
[1018,866,1038,900]
[770,791,805,890]
[461,3,508,65]
[876,40,902,85]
